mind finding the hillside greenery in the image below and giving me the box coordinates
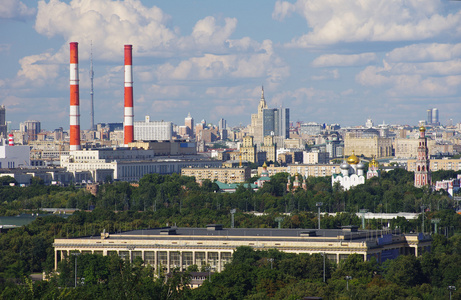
[0,169,460,298]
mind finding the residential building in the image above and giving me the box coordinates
[20,120,41,142]
[181,166,251,184]
[258,163,341,178]
[407,158,461,172]
[260,135,277,163]
[240,136,256,163]
[303,149,329,164]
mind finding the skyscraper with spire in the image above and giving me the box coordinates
[250,86,268,145]
[249,86,289,146]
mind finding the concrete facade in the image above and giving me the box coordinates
[53,226,432,274]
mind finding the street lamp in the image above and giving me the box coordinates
[448,286,456,300]
[320,252,326,283]
[205,266,212,282]
[268,258,274,270]
[230,209,236,228]
[127,245,135,262]
[421,205,426,233]
[316,202,323,230]
[71,252,81,288]
[345,276,352,291]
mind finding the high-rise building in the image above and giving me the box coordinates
[263,107,290,138]
[218,118,226,130]
[432,108,439,125]
[426,109,432,125]
[414,125,431,188]
[0,105,6,138]
[20,120,41,142]
[250,87,289,146]
[250,87,268,145]
[185,113,194,138]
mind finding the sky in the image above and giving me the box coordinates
[1,0,461,131]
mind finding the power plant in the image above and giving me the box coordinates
[58,42,210,183]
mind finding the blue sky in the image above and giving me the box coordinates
[1,0,461,131]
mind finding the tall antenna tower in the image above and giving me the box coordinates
[89,41,95,130]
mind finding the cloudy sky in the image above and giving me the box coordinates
[1,0,461,131]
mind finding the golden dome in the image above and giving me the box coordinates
[346,153,360,164]
[370,157,379,168]
[262,161,267,168]
[419,125,426,132]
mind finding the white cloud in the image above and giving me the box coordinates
[35,0,176,59]
[274,0,461,47]
[15,52,60,86]
[386,43,461,62]
[153,40,289,84]
[0,0,36,20]
[312,53,377,67]
[22,1,289,90]
[311,69,339,80]
[356,59,461,97]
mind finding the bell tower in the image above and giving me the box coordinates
[414,125,431,188]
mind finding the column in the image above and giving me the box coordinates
[54,250,58,270]
[155,251,158,274]
[167,251,170,274]
[218,250,222,272]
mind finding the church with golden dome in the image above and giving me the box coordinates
[367,157,380,179]
[331,152,366,190]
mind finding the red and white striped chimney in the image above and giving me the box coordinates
[124,45,134,145]
[69,42,81,151]
[8,134,14,146]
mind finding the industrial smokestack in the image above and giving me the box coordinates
[69,42,81,151]
[124,45,134,145]
[8,134,13,146]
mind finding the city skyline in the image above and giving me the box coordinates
[1,0,461,131]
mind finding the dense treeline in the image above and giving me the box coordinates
[1,169,459,215]
[0,169,461,298]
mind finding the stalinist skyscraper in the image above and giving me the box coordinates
[249,87,267,145]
